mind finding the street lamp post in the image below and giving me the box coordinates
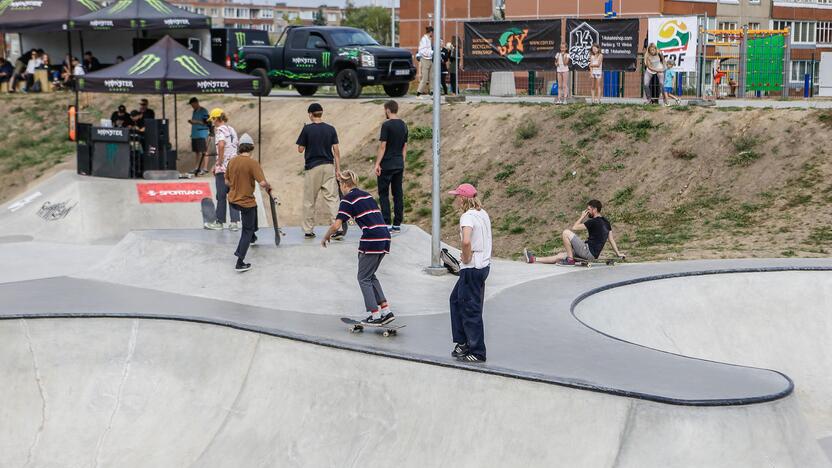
[428,0,443,272]
[390,0,395,47]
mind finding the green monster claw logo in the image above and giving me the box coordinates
[109,0,132,14]
[497,27,529,64]
[78,0,99,10]
[322,51,331,67]
[269,69,334,80]
[128,54,161,75]
[0,0,14,15]
[235,31,246,46]
[175,55,209,76]
[146,0,171,14]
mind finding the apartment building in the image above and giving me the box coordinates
[172,1,345,37]
[398,0,494,53]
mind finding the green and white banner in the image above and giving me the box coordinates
[648,16,698,72]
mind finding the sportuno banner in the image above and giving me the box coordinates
[648,17,699,72]
[566,19,639,71]
[463,20,561,71]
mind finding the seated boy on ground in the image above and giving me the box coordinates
[523,199,624,265]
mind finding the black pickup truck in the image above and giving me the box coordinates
[236,26,416,99]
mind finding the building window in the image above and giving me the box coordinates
[300,10,314,20]
[224,7,234,18]
[327,13,338,22]
[259,9,273,19]
[790,60,819,83]
[209,8,218,16]
[772,21,816,44]
[236,8,249,19]
[718,21,738,31]
[748,22,761,31]
[818,22,832,44]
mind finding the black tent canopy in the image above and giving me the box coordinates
[78,35,262,94]
[71,0,209,30]
[77,36,265,161]
[0,0,99,32]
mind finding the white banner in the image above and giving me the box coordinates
[648,16,698,72]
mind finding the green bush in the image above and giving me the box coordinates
[515,119,539,141]
[409,126,432,141]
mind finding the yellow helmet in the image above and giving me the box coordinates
[208,107,225,119]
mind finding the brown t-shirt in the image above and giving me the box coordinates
[225,154,265,209]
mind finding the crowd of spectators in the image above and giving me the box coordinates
[1,49,107,93]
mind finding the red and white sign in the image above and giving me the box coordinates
[136,182,212,204]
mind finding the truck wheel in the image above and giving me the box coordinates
[383,83,409,97]
[295,85,318,96]
[335,69,362,99]
[251,68,272,96]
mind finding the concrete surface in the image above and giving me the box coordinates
[1,318,827,468]
[574,271,832,461]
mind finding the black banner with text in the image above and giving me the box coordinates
[566,19,639,71]
[463,20,561,71]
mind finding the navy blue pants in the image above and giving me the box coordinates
[231,203,258,261]
[450,266,490,359]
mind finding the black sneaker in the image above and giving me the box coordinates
[451,343,469,358]
[251,235,257,245]
[523,248,536,264]
[380,311,395,324]
[456,354,485,363]
[391,225,401,233]
[332,230,345,241]
[235,261,252,272]
[304,232,316,239]
[361,314,383,325]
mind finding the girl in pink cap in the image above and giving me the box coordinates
[447,183,492,363]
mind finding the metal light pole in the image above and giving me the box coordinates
[390,0,395,47]
[429,0,443,271]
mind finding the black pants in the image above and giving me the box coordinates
[449,73,457,94]
[377,168,404,227]
[231,203,258,261]
[450,266,490,359]
[215,173,240,223]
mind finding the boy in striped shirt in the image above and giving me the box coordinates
[322,171,394,325]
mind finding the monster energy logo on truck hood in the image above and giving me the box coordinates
[175,55,210,76]
[128,54,160,75]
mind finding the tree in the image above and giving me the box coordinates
[282,12,303,26]
[313,6,327,26]
[342,2,395,46]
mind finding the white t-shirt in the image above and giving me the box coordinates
[73,64,85,76]
[418,34,433,60]
[25,58,42,74]
[213,124,238,173]
[459,208,492,270]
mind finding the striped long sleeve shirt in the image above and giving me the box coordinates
[337,188,391,254]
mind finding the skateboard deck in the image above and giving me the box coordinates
[267,191,281,246]
[341,317,405,337]
[201,197,217,225]
[557,258,619,268]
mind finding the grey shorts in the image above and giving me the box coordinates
[570,235,595,260]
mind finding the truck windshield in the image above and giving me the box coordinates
[329,30,379,47]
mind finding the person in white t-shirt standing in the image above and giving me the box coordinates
[416,26,434,98]
[205,107,241,231]
[447,183,492,363]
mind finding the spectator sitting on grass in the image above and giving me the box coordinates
[522,199,624,265]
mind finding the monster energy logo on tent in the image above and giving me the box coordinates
[0,0,12,15]
[235,32,246,46]
[322,51,331,67]
[128,54,160,75]
[147,0,171,14]
[78,0,99,11]
[109,0,131,14]
[175,56,209,76]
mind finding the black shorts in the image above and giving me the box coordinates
[191,138,207,153]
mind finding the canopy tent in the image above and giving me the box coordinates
[0,0,99,32]
[71,0,210,31]
[76,35,266,160]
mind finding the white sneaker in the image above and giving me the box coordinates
[204,221,223,230]
[229,222,241,232]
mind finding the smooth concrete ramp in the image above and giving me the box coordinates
[574,270,832,460]
[1,317,827,468]
[0,171,265,244]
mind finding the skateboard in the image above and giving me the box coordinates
[201,197,217,225]
[267,191,282,246]
[575,258,618,268]
[341,317,405,337]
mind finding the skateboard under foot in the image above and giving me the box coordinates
[341,317,405,337]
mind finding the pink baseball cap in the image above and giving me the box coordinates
[448,183,477,198]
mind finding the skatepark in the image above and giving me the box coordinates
[1,170,831,467]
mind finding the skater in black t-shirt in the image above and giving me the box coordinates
[374,100,408,233]
[522,199,624,265]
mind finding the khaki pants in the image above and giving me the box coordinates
[303,163,339,234]
[418,57,433,94]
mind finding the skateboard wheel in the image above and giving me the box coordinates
[383,331,390,337]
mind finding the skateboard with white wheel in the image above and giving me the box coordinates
[340,317,405,337]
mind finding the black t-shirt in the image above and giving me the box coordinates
[110,111,130,127]
[378,119,408,171]
[296,122,339,170]
[142,109,155,120]
[584,216,612,259]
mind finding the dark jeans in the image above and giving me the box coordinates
[231,203,258,261]
[215,173,240,223]
[450,266,490,359]
[449,73,457,94]
[377,168,404,227]
[357,253,386,312]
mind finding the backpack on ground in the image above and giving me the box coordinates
[441,248,460,276]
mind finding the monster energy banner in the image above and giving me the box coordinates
[566,19,639,71]
[72,0,210,30]
[463,19,560,71]
[0,0,99,32]
[79,36,261,94]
